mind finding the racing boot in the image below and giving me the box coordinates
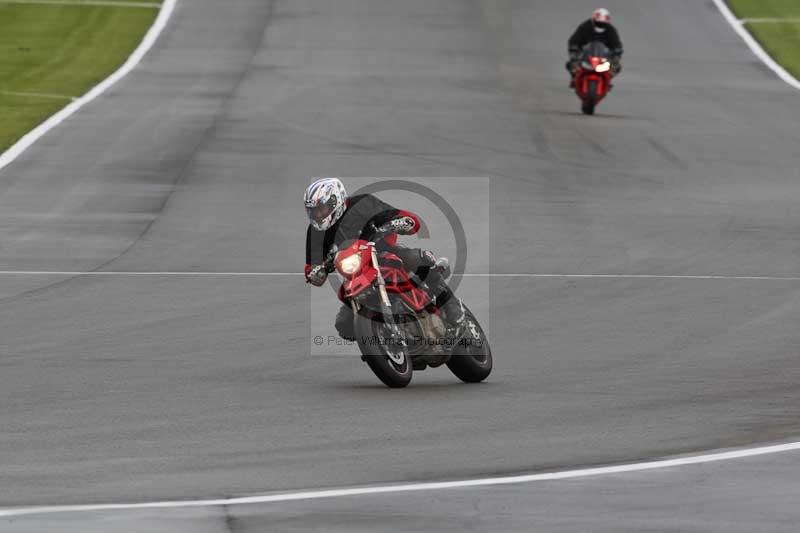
[429,275,465,342]
[411,249,441,286]
[440,289,466,342]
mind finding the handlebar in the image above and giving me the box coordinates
[369,222,393,242]
[322,222,393,273]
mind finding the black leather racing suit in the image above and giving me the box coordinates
[305,193,458,341]
[566,19,623,74]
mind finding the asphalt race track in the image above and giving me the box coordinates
[1,0,800,530]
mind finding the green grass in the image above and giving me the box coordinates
[727,0,800,79]
[727,0,800,19]
[0,3,158,150]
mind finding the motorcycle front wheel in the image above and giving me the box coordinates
[354,310,413,388]
[581,80,598,115]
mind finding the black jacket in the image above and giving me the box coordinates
[305,194,410,266]
[568,19,623,57]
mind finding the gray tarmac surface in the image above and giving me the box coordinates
[1,0,800,529]
[9,449,800,532]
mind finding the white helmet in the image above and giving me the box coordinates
[304,177,347,231]
[592,8,611,32]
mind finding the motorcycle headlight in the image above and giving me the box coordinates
[595,61,611,73]
[337,253,363,276]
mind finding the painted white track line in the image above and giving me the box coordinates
[0,0,161,7]
[1,440,799,517]
[0,90,76,101]
[711,0,800,90]
[0,271,798,281]
[469,273,800,281]
[0,0,176,172]
[741,18,800,24]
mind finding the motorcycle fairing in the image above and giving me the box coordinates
[575,70,609,101]
[337,245,431,312]
[574,40,612,104]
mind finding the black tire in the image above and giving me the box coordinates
[354,311,413,388]
[582,80,597,115]
[446,305,492,383]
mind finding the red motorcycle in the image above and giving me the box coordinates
[328,236,492,388]
[573,41,615,115]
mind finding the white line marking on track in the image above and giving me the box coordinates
[0,90,76,101]
[1,440,799,517]
[0,0,161,7]
[0,0,176,172]
[740,18,800,23]
[468,273,800,281]
[0,271,301,276]
[0,271,798,281]
[712,0,800,90]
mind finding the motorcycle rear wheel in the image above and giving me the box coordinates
[355,311,413,388]
[446,305,492,383]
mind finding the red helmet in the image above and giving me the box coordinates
[592,8,611,32]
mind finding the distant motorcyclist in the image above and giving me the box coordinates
[304,177,462,341]
[566,8,623,87]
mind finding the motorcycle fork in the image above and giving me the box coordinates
[348,246,391,321]
[371,245,406,343]
[371,245,392,310]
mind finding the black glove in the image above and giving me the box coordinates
[566,51,580,73]
[305,264,328,286]
[385,216,417,235]
[370,216,416,241]
[368,223,390,241]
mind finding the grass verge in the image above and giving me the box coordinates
[727,0,800,79]
[0,2,159,150]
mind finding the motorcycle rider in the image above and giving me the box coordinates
[304,177,463,342]
[566,8,623,87]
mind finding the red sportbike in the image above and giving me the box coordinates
[573,41,615,115]
[328,237,492,388]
